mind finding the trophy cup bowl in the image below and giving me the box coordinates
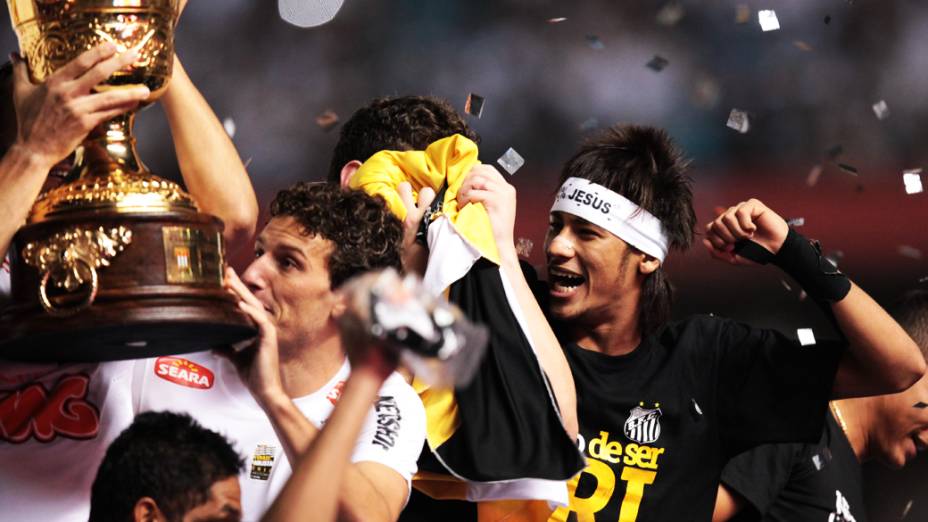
[0,0,256,361]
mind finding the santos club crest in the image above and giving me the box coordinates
[624,403,662,444]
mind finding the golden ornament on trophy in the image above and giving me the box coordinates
[1,0,255,361]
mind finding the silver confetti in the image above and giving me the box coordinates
[222,117,236,138]
[812,453,825,470]
[315,109,340,130]
[497,147,525,175]
[903,169,924,195]
[515,238,534,258]
[797,328,816,346]
[656,2,685,26]
[646,55,670,72]
[837,163,859,176]
[898,245,923,260]
[781,279,793,292]
[547,17,567,24]
[579,117,600,132]
[758,10,780,31]
[787,217,805,227]
[585,34,605,50]
[465,93,485,118]
[872,100,890,120]
[902,499,914,519]
[726,109,750,134]
[794,41,813,52]
[807,164,824,186]
[691,398,703,415]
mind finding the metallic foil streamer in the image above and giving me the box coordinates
[797,328,816,346]
[465,93,485,118]
[497,147,526,175]
[903,169,924,195]
[758,10,780,31]
[726,109,750,134]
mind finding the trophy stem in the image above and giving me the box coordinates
[76,111,146,180]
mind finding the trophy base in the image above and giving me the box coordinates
[0,297,255,362]
[0,211,257,362]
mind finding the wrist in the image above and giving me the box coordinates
[255,385,290,412]
[7,142,55,174]
[773,229,851,302]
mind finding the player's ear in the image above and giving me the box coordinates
[638,254,660,275]
[340,160,363,188]
[133,497,166,522]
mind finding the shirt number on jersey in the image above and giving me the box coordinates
[0,374,101,443]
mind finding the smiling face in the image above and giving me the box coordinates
[241,216,339,351]
[868,373,928,469]
[544,211,645,327]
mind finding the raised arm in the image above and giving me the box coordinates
[457,164,579,440]
[1,45,147,254]
[223,268,410,522]
[159,56,258,254]
[705,198,926,398]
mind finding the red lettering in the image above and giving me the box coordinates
[0,374,100,443]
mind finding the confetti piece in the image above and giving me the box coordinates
[735,4,751,24]
[691,398,703,416]
[579,117,599,132]
[807,164,824,186]
[656,2,685,26]
[914,402,928,409]
[824,15,832,25]
[464,93,485,118]
[515,238,534,258]
[797,328,816,346]
[646,55,670,72]
[758,10,780,31]
[793,41,813,52]
[799,290,808,301]
[919,276,928,284]
[903,168,923,195]
[811,453,826,470]
[787,217,805,227]
[898,245,923,260]
[243,157,253,169]
[902,499,914,519]
[837,163,859,176]
[585,34,605,50]
[222,117,236,138]
[726,109,750,134]
[872,100,890,120]
[547,17,567,23]
[781,279,793,291]
[497,147,525,175]
[315,109,340,130]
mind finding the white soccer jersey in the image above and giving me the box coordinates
[0,360,136,522]
[133,351,426,520]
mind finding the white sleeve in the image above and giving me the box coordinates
[349,374,426,488]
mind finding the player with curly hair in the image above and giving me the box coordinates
[133,182,427,521]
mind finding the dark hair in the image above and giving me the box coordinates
[560,124,696,335]
[270,182,403,288]
[89,411,243,522]
[890,289,928,359]
[327,95,480,183]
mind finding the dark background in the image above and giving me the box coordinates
[3,1,926,520]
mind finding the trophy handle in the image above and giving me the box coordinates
[38,259,99,317]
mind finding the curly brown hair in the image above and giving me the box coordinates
[270,182,403,289]
[327,95,480,183]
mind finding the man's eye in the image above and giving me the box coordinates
[280,257,298,270]
[253,248,264,259]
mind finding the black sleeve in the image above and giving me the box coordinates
[720,442,802,519]
[712,318,843,455]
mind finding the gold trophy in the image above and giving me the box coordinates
[1,0,255,361]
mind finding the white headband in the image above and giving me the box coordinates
[550,177,670,262]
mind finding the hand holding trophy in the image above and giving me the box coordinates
[1,0,255,361]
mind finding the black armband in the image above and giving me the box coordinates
[771,229,851,302]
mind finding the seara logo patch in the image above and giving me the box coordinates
[155,356,214,390]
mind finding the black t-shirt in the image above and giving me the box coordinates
[549,315,843,522]
[721,411,867,522]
